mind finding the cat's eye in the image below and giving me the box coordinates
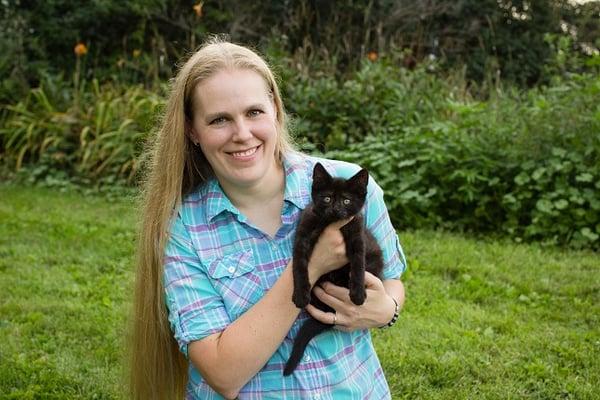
[343,199,351,205]
[323,196,331,203]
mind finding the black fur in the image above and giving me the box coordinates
[284,163,384,376]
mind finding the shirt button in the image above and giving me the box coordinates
[228,266,235,274]
[314,394,321,400]
[304,355,311,362]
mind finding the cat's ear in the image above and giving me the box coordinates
[312,163,332,187]
[348,168,369,192]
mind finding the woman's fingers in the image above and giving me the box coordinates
[313,285,345,308]
[305,304,334,324]
[307,273,391,332]
[364,271,385,290]
[328,216,353,230]
[305,304,351,332]
[319,282,350,301]
[308,219,354,277]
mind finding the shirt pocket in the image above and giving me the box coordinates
[205,250,264,319]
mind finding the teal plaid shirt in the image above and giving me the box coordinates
[164,152,407,399]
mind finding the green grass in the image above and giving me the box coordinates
[1,185,598,399]
[0,185,135,399]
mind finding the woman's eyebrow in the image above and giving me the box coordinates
[245,103,266,110]
[204,111,229,122]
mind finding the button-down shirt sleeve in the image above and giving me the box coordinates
[163,211,231,358]
[364,177,407,280]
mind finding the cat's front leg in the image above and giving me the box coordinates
[348,253,366,305]
[291,224,323,308]
[343,222,367,305]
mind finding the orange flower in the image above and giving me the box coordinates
[193,1,204,17]
[74,43,88,56]
[367,51,378,62]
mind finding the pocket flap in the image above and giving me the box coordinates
[207,250,255,279]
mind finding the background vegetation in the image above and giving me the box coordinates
[2,0,599,248]
[2,0,599,95]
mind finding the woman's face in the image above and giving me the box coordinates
[189,68,280,191]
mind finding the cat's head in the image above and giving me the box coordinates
[310,163,369,220]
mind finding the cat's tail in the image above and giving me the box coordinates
[283,318,332,376]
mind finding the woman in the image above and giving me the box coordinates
[130,38,406,399]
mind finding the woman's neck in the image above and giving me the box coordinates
[219,162,285,237]
[219,162,285,212]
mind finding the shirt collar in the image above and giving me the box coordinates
[282,152,312,210]
[203,152,312,222]
[204,179,245,222]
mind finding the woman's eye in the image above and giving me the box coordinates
[210,117,227,125]
[343,199,351,205]
[248,109,263,117]
[323,196,331,203]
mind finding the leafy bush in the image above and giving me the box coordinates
[0,74,163,186]
[1,58,598,249]
[4,0,597,94]
[283,59,453,151]
[327,73,600,249]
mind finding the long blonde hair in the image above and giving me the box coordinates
[128,38,294,399]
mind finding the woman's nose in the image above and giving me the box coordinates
[232,119,253,141]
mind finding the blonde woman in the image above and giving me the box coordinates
[130,38,407,399]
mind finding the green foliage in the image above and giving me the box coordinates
[0,74,163,186]
[1,49,598,249]
[283,60,451,151]
[327,72,600,249]
[1,186,598,398]
[1,0,597,99]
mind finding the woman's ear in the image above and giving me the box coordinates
[185,119,199,145]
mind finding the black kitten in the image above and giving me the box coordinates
[284,163,384,376]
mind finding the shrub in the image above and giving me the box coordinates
[0,74,163,185]
[1,61,597,249]
[327,72,600,249]
[283,60,453,151]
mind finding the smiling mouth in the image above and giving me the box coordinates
[229,145,260,158]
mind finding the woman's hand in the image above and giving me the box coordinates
[307,218,353,284]
[305,271,397,331]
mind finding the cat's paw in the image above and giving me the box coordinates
[349,288,366,305]
[292,289,311,308]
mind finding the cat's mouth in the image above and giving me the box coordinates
[320,209,352,220]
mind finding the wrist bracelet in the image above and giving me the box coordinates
[380,297,400,329]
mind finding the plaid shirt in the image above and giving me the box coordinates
[164,152,407,399]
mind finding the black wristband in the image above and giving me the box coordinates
[380,297,400,329]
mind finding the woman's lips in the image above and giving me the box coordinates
[228,145,260,160]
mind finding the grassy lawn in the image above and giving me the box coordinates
[0,185,598,399]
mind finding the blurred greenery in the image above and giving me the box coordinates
[2,37,598,249]
[1,0,599,100]
[0,1,599,249]
[0,75,164,186]
[325,68,600,249]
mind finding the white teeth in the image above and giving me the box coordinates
[231,147,258,157]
